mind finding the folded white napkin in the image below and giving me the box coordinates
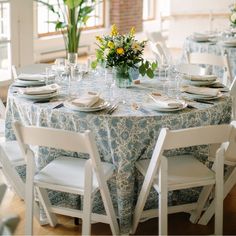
[188,74,217,82]
[182,85,220,97]
[17,73,46,81]
[19,84,60,95]
[71,92,100,107]
[149,94,183,109]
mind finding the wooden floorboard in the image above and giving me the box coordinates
[1,169,236,235]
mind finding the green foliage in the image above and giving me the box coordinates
[35,0,97,53]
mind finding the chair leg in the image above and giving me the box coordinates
[82,160,93,236]
[189,185,213,223]
[159,157,168,236]
[199,167,236,225]
[214,149,224,235]
[99,179,120,235]
[0,158,25,200]
[36,187,57,227]
[132,168,159,234]
[25,170,34,235]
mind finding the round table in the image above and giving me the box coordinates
[182,37,236,79]
[5,74,232,233]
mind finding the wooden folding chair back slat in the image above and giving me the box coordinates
[132,123,235,235]
[13,121,119,236]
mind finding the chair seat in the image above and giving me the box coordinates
[0,141,25,166]
[136,155,215,191]
[34,156,115,194]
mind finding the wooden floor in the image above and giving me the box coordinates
[1,171,236,235]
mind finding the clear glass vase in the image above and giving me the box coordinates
[114,66,132,88]
[67,52,78,65]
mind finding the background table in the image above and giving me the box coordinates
[183,37,236,79]
[5,75,232,233]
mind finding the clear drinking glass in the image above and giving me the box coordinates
[45,67,54,85]
[105,68,115,102]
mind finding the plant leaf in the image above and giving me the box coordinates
[65,0,82,9]
[146,68,154,78]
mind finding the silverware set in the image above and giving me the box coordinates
[106,103,119,115]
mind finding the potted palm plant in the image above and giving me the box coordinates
[36,0,97,63]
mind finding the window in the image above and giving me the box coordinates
[143,0,156,21]
[0,0,11,79]
[37,0,105,37]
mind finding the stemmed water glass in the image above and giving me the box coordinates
[105,68,115,102]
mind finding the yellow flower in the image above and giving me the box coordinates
[111,24,118,36]
[130,27,136,36]
[116,47,124,55]
[108,41,115,49]
[95,35,102,42]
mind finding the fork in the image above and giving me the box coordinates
[106,103,119,115]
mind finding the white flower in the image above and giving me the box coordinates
[230,12,236,23]
[132,42,142,52]
[104,48,110,57]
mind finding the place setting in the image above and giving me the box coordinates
[63,92,111,113]
[12,73,55,87]
[190,32,218,43]
[181,85,222,103]
[142,92,188,113]
[14,83,60,102]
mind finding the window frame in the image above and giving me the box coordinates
[143,0,156,21]
[36,0,106,38]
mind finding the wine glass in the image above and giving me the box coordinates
[105,68,115,102]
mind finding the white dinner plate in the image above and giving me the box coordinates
[144,101,187,112]
[16,91,58,100]
[221,41,236,47]
[64,98,110,112]
[182,92,222,100]
[13,79,46,87]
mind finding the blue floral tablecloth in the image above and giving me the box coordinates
[5,75,232,233]
[182,37,236,80]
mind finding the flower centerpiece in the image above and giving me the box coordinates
[36,0,97,64]
[230,4,236,28]
[92,25,157,87]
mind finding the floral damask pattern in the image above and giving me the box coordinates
[5,77,232,233]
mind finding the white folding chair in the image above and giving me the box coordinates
[13,121,119,236]
[0,99,6,139]
[229,77,236,119]
[131,123,235,235]
[186,51,233,87]
[149,42,171,66]
[0,95,26,200]
[198,120,236,225]
[11,65,18,80]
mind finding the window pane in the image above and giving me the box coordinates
[0,1,10,40]
[143,0,155,21]
[0,1,10,79]
[0,42,11,79]
[37,0,104,36]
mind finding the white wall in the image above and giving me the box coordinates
[11,0,34,67]
[167,0,232,48]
